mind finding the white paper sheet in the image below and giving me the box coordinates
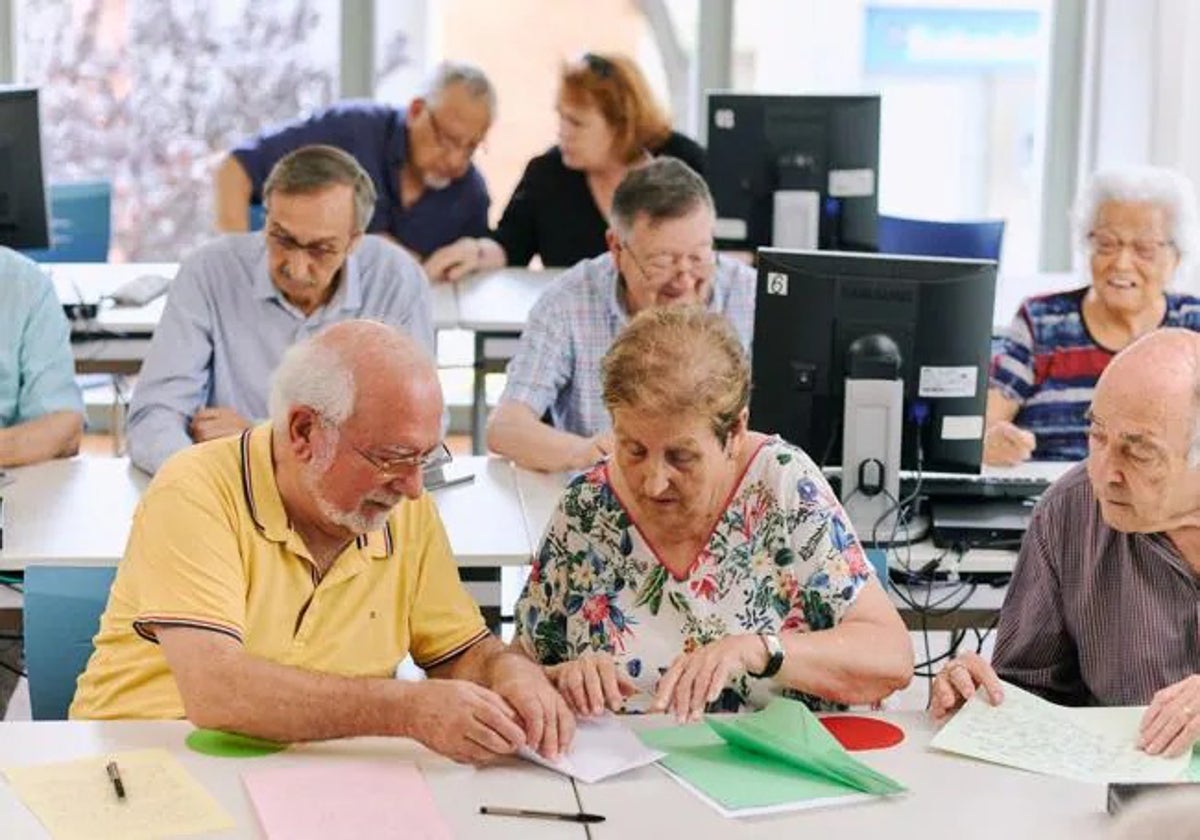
[518,714,664,784]
[931,681,1189,783]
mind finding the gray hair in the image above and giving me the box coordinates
[1072,165,1200,281]
[268,334,357,431]
[610,157,714,239]
[423,61,496,118]
[263,145,377,234]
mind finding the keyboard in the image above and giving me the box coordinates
[825,461,1074,501]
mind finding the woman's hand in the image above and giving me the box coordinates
[929,653,1005,722]
[545,652,638,717]
[651,635,762,723]
[983,421,1036,466]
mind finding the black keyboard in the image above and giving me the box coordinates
[824,468,1051,501]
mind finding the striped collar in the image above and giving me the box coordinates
[238,424,394,560]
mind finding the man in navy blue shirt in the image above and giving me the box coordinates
[214,62,494,267]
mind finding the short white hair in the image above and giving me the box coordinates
[1072,165,1200,281]
[268,336,356,429]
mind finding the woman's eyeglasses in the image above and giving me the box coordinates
[582,52,615,79]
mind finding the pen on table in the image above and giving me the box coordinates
[479,806,604,824]
[106,760,126,801]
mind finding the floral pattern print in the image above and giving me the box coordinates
[515,437,874,712]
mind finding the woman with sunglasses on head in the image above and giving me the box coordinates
[425,52,705,282]
[986,166,1200,465]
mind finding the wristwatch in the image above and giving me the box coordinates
[748,633,784,678]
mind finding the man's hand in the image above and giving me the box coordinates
[929,653,1005,722]
[546,651,638,718]
[1138,675,1200,757]
[489,651,577,760]
[189,407,251,443]
[983,421,1036,466]
[425,237,482,283]
[651,635,761,723]
[403,679,528,765]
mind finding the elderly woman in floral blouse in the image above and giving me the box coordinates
[513,307,912,723]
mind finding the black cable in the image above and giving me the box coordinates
[0,658,26,680]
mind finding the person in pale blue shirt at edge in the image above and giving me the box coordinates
[0,247,85,466]
[127,144,435,475]
[485,156,756,473]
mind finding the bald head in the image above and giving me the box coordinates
[1098,328,1200,423]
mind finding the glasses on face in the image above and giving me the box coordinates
[1088,231,1175,262]
[353,441,452,479]
[427,109,483,159]
[621,241,718,284]
[266,227,349,265]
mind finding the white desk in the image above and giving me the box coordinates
[580,713,1108,839]
[0,721,583,839]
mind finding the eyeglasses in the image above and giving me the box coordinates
[621,240,718,283]
[352,441,452,479]
[1088,231,1175,262]
[427,109,483,159]
[582,52,615,79]
[266,227,349,264]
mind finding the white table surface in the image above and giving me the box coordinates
[434,457,533,568]
[0,720,584,839]
[455,267,561,333]
[50,262,177,335]
[582,713,1109,840]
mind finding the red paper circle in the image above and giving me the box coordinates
[819,715,906,751]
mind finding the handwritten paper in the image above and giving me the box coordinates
[518,713,664,783]
[931,681,1189,783]
[243,761,452,840]
[3,748,234,840]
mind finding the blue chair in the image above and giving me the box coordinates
[877,215,1005,262]
[21,181,113,263]
[24,565,116,720]
[249,203,266,231]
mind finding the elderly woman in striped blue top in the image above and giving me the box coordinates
[987,166,1200,466]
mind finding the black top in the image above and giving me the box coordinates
[491,131,707,268]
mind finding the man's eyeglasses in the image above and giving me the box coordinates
[428,109,483,159]
[621,241,718,283]
[266,227,348,264]
[1088,231,1175,262]
[353,441,453,478]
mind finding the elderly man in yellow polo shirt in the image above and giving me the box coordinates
[71,320,574,764]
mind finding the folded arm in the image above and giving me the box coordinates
[0,411,83,466]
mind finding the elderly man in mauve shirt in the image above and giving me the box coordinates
[929,327,1200,758]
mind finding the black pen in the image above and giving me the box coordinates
[480,806,604,824]
[106,760,126,801]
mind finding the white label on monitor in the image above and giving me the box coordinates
[918,365,978,398]
[828,168,876,198]
[715,217,748,240]
[772,190,819,250]
[766,272,789,296]
[713,108,735,129]
[941,415,984,441]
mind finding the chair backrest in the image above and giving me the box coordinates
[249,203,266,231]
[876,215,1006,262]
[24,565,116,720]
[20,181,113,263]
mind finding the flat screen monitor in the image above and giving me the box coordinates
[706,93,880,252]
[0,86,49,250]
[749,248,997,474]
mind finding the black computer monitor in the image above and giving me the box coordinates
[749,248,996,474]
[0,87,50,250]
[706,93,880,252]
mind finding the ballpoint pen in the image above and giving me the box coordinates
[480,806,604,824]
[106,760,126,801]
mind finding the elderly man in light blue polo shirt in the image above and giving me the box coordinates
[486,158,756,473]
[0,247,85,466]
[127,145,435,475]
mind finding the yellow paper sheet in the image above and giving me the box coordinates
[4,747,235,840]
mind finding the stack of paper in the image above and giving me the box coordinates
[931,681,1190,783]
[518,713,664,783]
[639,699,906,817]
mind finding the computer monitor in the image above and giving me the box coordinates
[706,93,880,253]
[749,248,997,475]
[0,86,50,250]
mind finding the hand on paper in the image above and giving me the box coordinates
[930,653,1006,722]
[424,237,481,283]
[1138,674,1200,757]
[489,651,577,760]
[404,679,528,765]
[652,635,761,723]
[545,651,638,718]
[189,407,252,442]
[983,421,1036,466]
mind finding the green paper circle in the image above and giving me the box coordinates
[185,728,287,758]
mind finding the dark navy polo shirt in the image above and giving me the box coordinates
[232,101,490,257]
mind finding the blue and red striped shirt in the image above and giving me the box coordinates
[990,287,1200,460]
